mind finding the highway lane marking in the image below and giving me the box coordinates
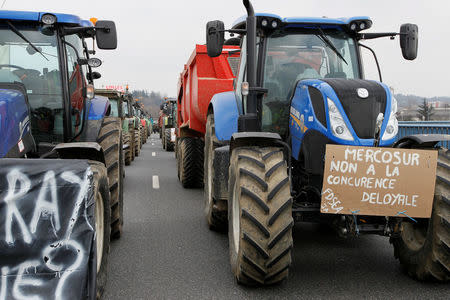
[152,175,160,189]
[152,152,156,156]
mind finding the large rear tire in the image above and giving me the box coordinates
[391,148,449,281]
[97,117,124,240]
[228,147,293,285]
[165,128,174,151]
[204,114,227,230]
[179,137,204,188]
[88,161,111,299]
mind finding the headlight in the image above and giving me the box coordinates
[382,97,399,141]
[327,98,354,141]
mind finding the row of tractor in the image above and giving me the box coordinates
[163,0,449,285]
[0,11,149,300]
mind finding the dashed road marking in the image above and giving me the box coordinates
[152,152,156,156]
[152,175,160,189]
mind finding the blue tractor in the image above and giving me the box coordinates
[0,11,121,298]
[204,0,449,284]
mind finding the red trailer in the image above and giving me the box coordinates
[176,44,240,188]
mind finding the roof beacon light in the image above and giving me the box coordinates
[41,14,57,25]
[90,17,98,26]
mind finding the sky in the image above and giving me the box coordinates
[3,0,450,97]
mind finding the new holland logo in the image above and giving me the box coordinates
[357,88,369,98]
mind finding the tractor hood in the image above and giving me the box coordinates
[0,83,35,157]
[290,78,396,146]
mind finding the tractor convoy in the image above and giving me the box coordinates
[172,0,449,286]
[0,10,149,299]
[0,1,447,299]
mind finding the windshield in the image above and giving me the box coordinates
[0,23,64,142]
[109,98,119,117]
[122,101,129,115]
[262,29,360,136]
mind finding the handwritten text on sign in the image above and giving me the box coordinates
[320,145,437,218]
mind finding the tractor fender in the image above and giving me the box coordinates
[230,132,283,151]
[210,91,241,142]
[81,96,111,142]
[53,142,105,164]
[394,134,450,148]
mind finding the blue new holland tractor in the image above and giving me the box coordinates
[0,11,121,298]
[204,0,449,285]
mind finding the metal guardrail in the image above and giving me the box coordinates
[398,121,450,149]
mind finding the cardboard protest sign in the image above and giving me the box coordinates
[0,159,96,300]
[320,145,437,218]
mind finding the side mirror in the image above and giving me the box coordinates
[400,24,418,60]
[86,71,101,82]
[206,20,224,57]
[95,20,117,50]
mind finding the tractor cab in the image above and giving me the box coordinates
[0,11,117,155]
[207,12,417,140]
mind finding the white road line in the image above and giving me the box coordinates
[152,175,160,189]
[152,152,156,156]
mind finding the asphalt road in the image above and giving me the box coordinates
[104,134,448,299]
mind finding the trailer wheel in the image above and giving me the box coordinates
[179,137,204,188]
[124,132,132,166]
[204,114,227,230]
[391,148,449,282]
[228,147,293,285]
[98,117,124,240]
[134,126,141,157]
[176,138,182,180]
[88,161,111,299]
[165,129,174,151]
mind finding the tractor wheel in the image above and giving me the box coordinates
[179,137,204,188]
[391,148,449,282]
[130,128,136,162]
[165,129,174,151]
[228,147,293,285]
[176,138,183,180]
[162,124,166,150]
[97,117,124,240]
[142,125,147,144]
[140,125,144,148]
[204,114,227,231]
[124,132,132,166]
[134,127,141,157]
[88,161,111,299]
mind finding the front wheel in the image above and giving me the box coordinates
[391,148,449,281]
[134,127,141,157]
[89,161,111,299]
[228,147,293,285]
[97,117,123,240]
